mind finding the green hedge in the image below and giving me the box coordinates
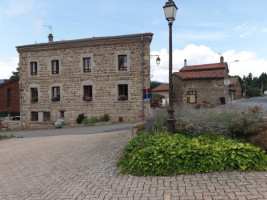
[118,133,267,176]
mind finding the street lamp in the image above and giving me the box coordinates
[163,0,178,133]
[150,55,161,65]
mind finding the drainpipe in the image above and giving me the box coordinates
[19,80,22,130]
[141,36,145,121]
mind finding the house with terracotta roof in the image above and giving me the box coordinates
[173,56,230,105]
[229,77,242,100]
[152,84,169,106]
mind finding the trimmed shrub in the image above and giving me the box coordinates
[118,132,267,176]
[76,113,86,124]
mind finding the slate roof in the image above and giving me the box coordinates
[16,33,153,48]
[153,84,169,91]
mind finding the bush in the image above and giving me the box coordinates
[99,114,109,122]
[82,116,100,124]
[118,132,267,176]
[174,105,264,140]
[76,113,86,124]
[249,130,267,151]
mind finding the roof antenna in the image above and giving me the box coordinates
[43,25,53,34]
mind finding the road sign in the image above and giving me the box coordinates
[143,89,152,99]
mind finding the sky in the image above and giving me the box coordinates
[0,0,267,82]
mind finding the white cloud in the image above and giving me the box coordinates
[151,45,267,82]
[234,23,258,38]
[0,57,19,79]
[263,28,267,33]
[4,0,34,16]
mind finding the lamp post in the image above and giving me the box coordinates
[150,55,161,65]
[163,0,178,133]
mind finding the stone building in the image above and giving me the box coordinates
[229,77,242,100]
[17,33,152,129]
[152,84,169,107]
[0,77,20,116]
[173,57,230,105]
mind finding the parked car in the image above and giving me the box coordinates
[12,116,20,121]
[0,117,9,126]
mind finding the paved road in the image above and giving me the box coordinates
[0,130,266,200]
[2,123,132,138]
[228,96,267,116]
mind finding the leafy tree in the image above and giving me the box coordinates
[150,81,162,89]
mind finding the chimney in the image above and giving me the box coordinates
[184,59,187,66]
[48,34,53,43]
[220,56,224,63]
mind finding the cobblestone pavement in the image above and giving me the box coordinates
[0,131,266,200]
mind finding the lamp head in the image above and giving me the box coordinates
[163,0,178,22]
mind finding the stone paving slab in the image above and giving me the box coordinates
[0,131,266,200]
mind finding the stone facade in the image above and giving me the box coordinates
[173,78,228,105]
[229,77,242,100]
[0,77,20,112]
[17,33,152,129]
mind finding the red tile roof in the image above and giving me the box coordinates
[153,84,169,91]
[180,62,228,72]
[229,77,239,85]
[174,70,225,80]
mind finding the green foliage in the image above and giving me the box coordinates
[242,72,267,96]
[151,116,166,135]
[246,85,261,97]
[76,113,86,124]
[99,114,109,122]
[150,81,162,89]
[174,105,264,141]
[152,93,164,99]
[118,132,267,176]
[82,116,100,124]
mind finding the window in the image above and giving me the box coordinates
[51,87,60,101]
[118,84,128,100]
[118,55,127,71]
[83,57,91,73]
[187,91,197,104]
[31,112,38,121]
[7,89,12,108]
[43,112,50,122]
[30,88,38,102]
[51,60,59,74]
[83,85,92,101]
[30,62,37,75]
[60,111,65,119]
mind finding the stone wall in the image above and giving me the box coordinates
[173,76,227,105]
[2,121,20,130]
[17,34,152,129]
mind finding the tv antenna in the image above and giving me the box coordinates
[43,25,53,34]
